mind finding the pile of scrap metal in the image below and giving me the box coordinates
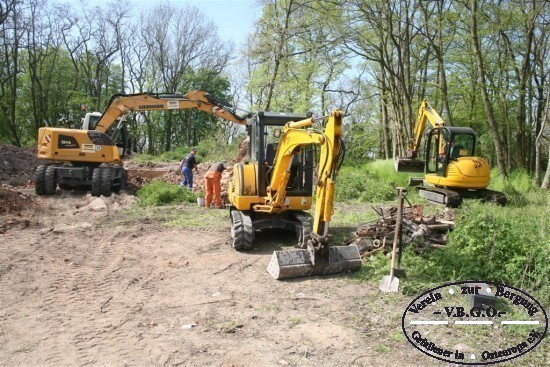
[345,204,455,257]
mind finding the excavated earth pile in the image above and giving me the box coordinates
[0,144,40,186]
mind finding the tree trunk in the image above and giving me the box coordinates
[541,148,550,190]
[379,67,391,159]
[470,0,507,177]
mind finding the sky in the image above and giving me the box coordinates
[85,0,262,47]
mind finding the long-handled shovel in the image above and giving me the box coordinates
[379,187,405,292]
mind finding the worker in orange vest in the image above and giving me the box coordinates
[204,162,227,208]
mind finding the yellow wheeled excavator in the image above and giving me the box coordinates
[395,100,506,207]
[35,91,248,196]
[35,91,361,279]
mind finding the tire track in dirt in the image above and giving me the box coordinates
[9,224,160,366]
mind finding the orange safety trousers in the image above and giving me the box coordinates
[204,171,222,208]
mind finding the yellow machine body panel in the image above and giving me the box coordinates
[425,156,490,189]
[227,161,313,211]
[37,127,122,164]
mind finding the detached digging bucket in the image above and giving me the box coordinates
[197,197,205,207]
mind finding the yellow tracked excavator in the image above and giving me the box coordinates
[395,100,506,207]
[35,91,361,279]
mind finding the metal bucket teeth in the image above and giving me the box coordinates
[267,245,362,280]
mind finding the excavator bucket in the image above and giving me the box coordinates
[394,158,425,173]
[267,245,362,280]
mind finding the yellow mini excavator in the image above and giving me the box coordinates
[35,91,361,279]
[395,100,506,207]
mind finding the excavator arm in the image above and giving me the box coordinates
[407,99,445,158]
[264,110,361,279]
[95,90,248,136]
[395,99,445,172]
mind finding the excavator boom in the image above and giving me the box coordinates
[395,99,444,173]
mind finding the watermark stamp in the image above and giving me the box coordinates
[402,281,548,365]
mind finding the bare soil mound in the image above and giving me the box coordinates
[0,144,40,186]
[0,187,36,214]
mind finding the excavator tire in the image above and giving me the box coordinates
[100,167,112,197]
[230,210,254,251]
[91,167,102,197]
[44,165,57,195]
[113,168,127,193]
[35,164,47,195]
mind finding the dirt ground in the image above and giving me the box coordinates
[0,145,546,366]
[0,188,441,366]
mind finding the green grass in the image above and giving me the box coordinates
[335,159,419,203]
[137,180,197,206]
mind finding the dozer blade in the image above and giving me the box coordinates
[394,158,425,173]
[267,245,362,280]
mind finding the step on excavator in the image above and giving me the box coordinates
[35,91,361,279]
[395,100,506,207]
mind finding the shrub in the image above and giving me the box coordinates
[335,160,413,203]
[137,180,197,206]
[398,200,549,301]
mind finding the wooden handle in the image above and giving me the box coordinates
[390,188,404,277]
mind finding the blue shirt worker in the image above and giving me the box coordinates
[179,148,199,189]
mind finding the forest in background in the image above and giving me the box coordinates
[0,0,549,186]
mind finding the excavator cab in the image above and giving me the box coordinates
[230,112,315,249]
[425,126,476,177]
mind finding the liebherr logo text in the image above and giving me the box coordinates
[138,104,164,109]
[402,281,547,365]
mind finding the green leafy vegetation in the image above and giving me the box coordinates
[335,160,415,203]
[137,180,197,206]
[355,165,549,304]
[131,133,245,164]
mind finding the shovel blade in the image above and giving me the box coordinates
[267,245,362,280]
[394,158,425,173]
[379,275,400,292]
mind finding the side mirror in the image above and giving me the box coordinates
[273,128,281,138]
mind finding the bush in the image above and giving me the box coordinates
[131,132,245,164]
[335,160,413,203]
[137,180,197,206]
[398,200,549,301]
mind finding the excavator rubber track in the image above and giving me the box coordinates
[417,186,507,207]
[456,188,507,206]
[230,210,255,251]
